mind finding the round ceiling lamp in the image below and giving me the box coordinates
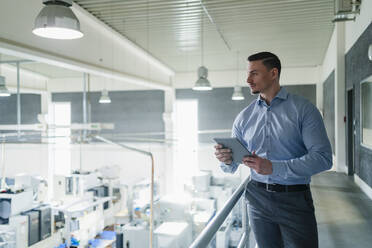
[193,66,212,91]
[0,76,11,97]
[33,0,83,40]
[99,89,111,104]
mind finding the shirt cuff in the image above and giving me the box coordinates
[271,160,286,177]
[220,161,239,174]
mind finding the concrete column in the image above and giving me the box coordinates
[335,22,347,173]
[316,65,323,114]
[41,91,55,201]
[163,87,175,195]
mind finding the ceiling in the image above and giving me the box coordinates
[0,53,82,79]
[74,0,335,72]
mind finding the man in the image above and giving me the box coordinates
[214,52,332,248]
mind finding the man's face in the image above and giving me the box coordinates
[246,60,276,95]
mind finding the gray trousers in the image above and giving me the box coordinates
[245,179,318,248]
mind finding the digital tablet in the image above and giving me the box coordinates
[213,137,253,164]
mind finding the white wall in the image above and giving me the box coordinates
[320,28,337,84]
[0,144,49,179]
[345,0,372,54]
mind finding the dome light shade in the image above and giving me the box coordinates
[193,66,212,91]
[99,89,111,104]
[33,0,83,40]
[232,86,244,101]
[0,76,11,97]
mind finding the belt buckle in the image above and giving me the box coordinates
[266,183,276,192]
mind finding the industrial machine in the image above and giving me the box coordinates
[0,225,16,248]
[35,205,52,240]
[54,171,102,200]
[154,222,192,248]
[122,222,149,248]
[0,191,33,224]
[22,210,40,246]
[8,215,28,248]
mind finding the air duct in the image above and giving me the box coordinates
[332,0,361,22]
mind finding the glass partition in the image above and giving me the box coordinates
[361,81,372,148]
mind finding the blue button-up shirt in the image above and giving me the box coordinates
[220,87,332,185]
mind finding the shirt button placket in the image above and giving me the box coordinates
[267,108,271,155]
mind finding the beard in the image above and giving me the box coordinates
[250,89,260,95]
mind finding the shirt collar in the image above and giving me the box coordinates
[256,87,288,105]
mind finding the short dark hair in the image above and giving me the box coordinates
[247,52,281,78]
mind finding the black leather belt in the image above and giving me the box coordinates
[251,180,309,192]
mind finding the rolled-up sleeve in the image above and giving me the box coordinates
[220,161,239,174]
[271,105,333,178]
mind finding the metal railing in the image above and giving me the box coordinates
[189,176,251,248]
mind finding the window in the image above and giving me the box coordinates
[361,81,372,148]
[49,102,71,175]
[174,100,198,193]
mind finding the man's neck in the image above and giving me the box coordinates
[260,84,281,105]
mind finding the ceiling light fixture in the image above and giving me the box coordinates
[232,86,244,101]
[0,76,11,97]
[193,66,212,91]
[33,0,84,40]
[193,10,212,91]
[99,89,111,104]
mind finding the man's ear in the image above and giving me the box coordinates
[271,68,279,79]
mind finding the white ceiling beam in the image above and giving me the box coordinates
[0,39,172,91]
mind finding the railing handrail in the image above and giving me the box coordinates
[189,176,251,248]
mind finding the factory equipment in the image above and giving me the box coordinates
[116,232,124,248]
[54,172,102,200]
[153,195,191,225]
[132,180,159,214]
[0,191,33,224]
[22,210,40,246]
[101,178,128,226]
[0,225,16,248]
[190,198,216,238]
[8,215,28,248]
[154,222,192,248]
[122,222,149,248]
[53,210,65,232]
[35,205,52,240]
[88,185,109,209]
[1,174,48,203]
[192,171,211,192]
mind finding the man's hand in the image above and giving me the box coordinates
[243,151,273,175]
[214,144,233,165]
